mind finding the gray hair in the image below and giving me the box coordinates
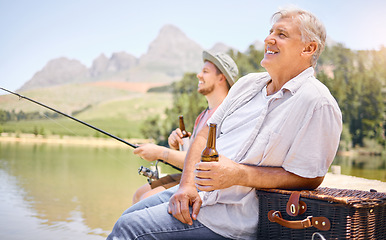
[272,7,326,67]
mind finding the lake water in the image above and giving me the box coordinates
[0,141,177,240]
[0,141,385,239]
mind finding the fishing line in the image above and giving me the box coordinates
[1,87,182,172]
[1,87,137,148]
[39,111,133,168]
[41,111,79,136]
[6,91,133,168]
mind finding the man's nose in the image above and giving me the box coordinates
[264,35,276,46]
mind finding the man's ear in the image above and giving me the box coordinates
[302,42,318,56]
[219,74,227,83]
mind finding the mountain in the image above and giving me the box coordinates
[209,42,237,54]
[19,25,205,91]
[89,54,109,78]
[139,24,203,77]
[20,58,89,91]
[17,24,340,91]
[89,52,138,78]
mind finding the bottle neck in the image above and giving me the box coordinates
[207,124,217,148]
[179,116,188,137]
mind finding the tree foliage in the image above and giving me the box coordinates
[141,73,207,146]
[317,45,385,147]
[0,109,61,122]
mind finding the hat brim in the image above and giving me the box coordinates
[202,51,235,87]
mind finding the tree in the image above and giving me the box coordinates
[141,73,207,146]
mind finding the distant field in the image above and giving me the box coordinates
[0,81,170,113]
[2,117,143,139]
[0,82,172,139]
[87,81,168,93]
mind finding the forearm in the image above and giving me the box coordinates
[160,148,186,169]
[237,164,324,190]
[179,125,209,187]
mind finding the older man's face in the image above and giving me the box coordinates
[261,17,307,74]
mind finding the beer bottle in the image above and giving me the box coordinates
[201,123,219,162]
[179,115,190,151]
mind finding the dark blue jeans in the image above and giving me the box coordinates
[107,185,230,240]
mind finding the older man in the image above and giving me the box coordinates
[108,7,342,240]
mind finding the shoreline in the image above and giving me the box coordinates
[0,133,152,147]
[2,133,385,192]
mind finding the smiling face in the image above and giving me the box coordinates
[196,61,223,95]
[260,17,309,76]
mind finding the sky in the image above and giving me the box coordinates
[1,0,385,92]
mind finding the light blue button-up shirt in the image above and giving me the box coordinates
[197,67,342,239]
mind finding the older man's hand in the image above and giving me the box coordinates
[194,155,242,191]
[168,185,202,225]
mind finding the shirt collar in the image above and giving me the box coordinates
[281,67,315,95]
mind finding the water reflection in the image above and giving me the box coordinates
[332,154,386,181]
[0,142,167,239]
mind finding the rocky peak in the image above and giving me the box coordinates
[19,57,88,90]
[209,42,236,54]
[140,24,203,76]
[89,52,138,78]
[89,54,109,78]
[106,52,138,72]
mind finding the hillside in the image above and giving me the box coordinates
[0,82,172,139]
[1,82,169,113]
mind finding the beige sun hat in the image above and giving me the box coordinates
[202,51,239,87]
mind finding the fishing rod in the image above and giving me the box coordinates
[0,87,182,173]
[1,87,138,148]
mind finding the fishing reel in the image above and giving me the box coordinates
[138,161,160,184]
[138,166,159,179]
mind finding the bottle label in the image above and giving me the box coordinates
[179,137,190,151]
[201,154,219,162]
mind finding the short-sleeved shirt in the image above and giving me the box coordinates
[197,67,342,239]
[192,107,218,140]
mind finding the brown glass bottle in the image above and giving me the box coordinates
[201,123,219,162]
[179,115,190,151]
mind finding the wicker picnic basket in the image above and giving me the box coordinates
[256,187,386,239]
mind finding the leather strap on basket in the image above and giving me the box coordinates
[268,210,331,231]
[286,191,307,216]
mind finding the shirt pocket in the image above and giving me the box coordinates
[260,132,290,166]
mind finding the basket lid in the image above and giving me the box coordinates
[257,187,386,207]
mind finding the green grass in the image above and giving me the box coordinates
[2,118,140,138]
[1,92,172,139]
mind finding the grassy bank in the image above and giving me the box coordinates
[0,132,152,148]
[0,91,172,139]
